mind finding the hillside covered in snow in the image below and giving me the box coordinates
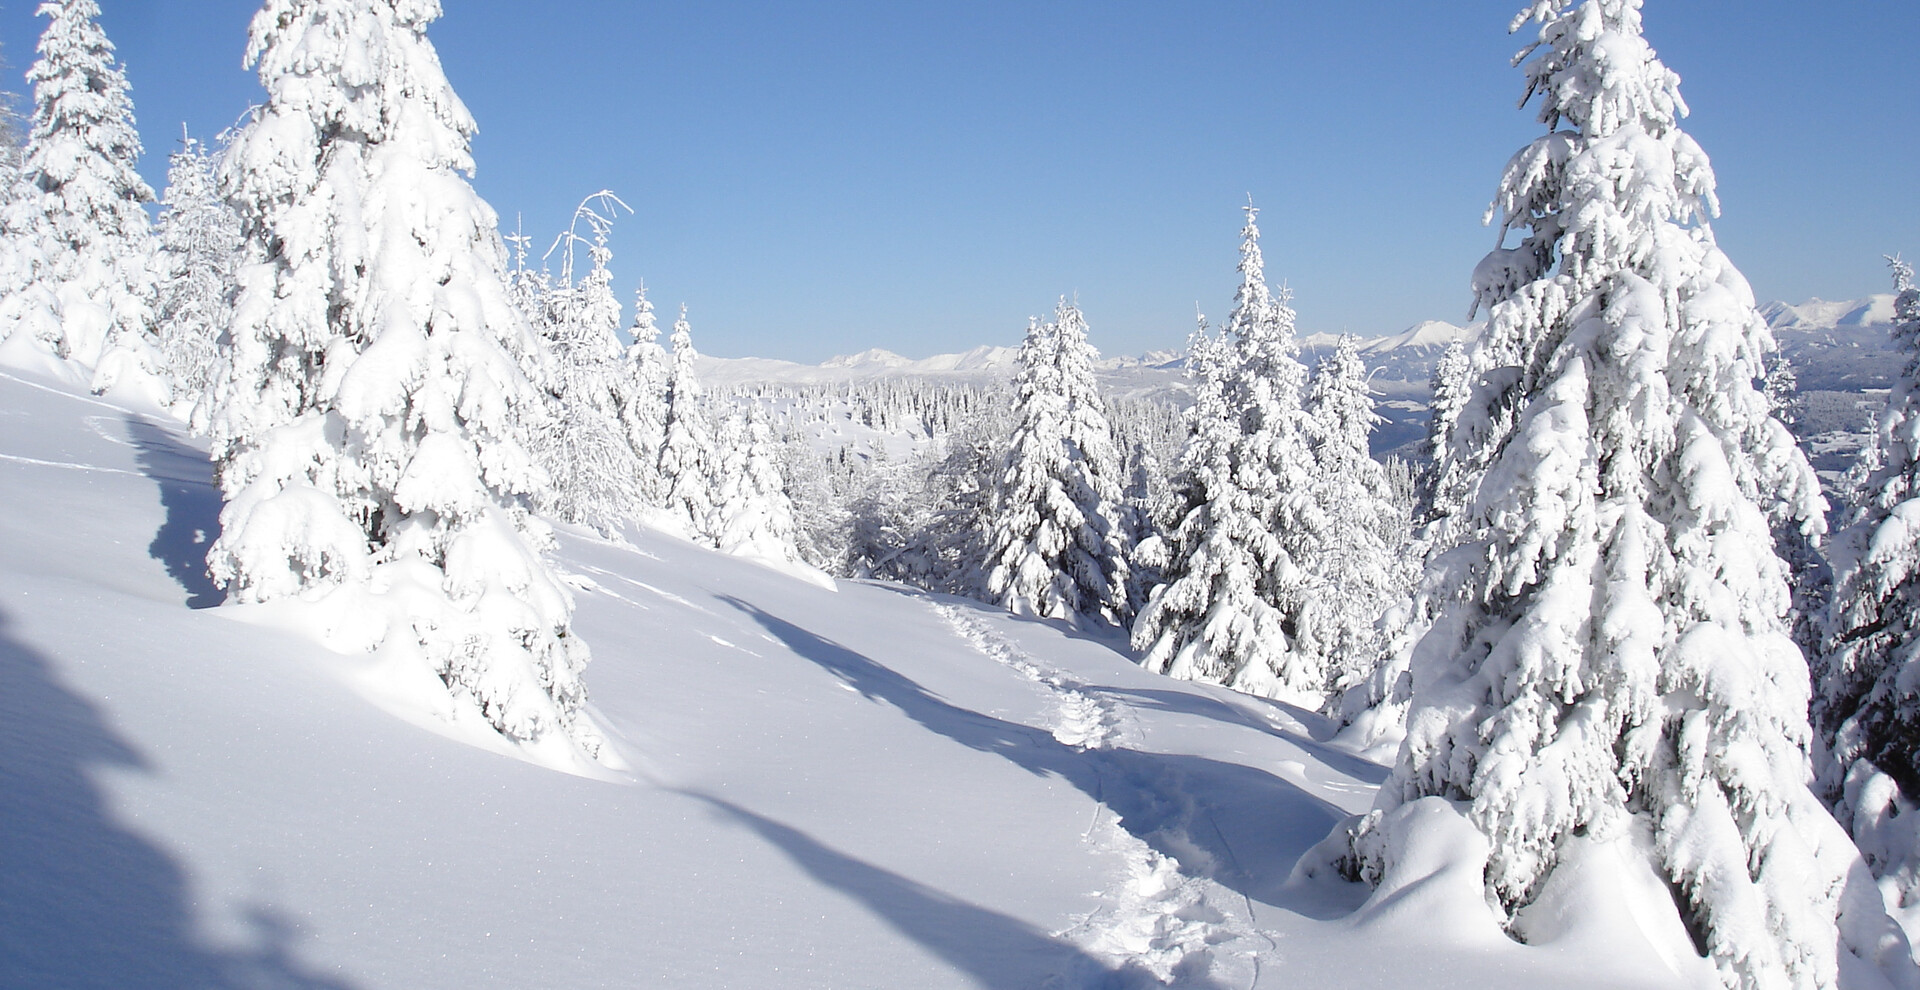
[0,366,1728,989]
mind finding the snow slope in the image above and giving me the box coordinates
[2,368,1710,988]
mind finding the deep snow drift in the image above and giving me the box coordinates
[2,367,1715,988]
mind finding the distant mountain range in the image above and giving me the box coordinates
[698,344,1184,387]
[699,295,1902,459]
[1762,294,1898,333]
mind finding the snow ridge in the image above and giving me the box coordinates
[928,599,1277,988]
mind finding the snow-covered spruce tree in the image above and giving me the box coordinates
[1764,352,1800,428]
[1341,5,1910,987]
[154,131,242,418]
[658,304,718,542]
[1421,337,1474,521]
[710,403,801,563]
[1300,334,1410,694]
[984,301,1131,626]
[0,42,24,210]
[614,281,671,509]
[1818,257,1920,927]
[0,0,160,397]
[206,0,604,758]
[1133,206,1321,700]
[1133,313,1293,692]
[1052,299,1133,618]
[527,193,638,534]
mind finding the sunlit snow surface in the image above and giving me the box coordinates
[0,368,1708,988]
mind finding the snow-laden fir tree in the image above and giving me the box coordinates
[1422,337,1474,521]
[1133,312,1293,693]
[1051,299,1133,617]
[1764,352,1800,428]
[1817,257,1920,932]
[710,403,802,563]
[1343,5,1912,988]
[614,281,671,509]
[154,131,242,418]
[205,0,604,759]
[1133,206,1321,700]
[659,304,718,542]
[526,193,638,534]
[0,42,24,212]
[1299,334,1410,693]
[0,0,160,398]
[984,301,1131,626]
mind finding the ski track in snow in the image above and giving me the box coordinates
[575,563,714,616]
[0,450,140,476]
[928,600,1278,989]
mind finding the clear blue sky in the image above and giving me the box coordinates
[3,1,1915,362]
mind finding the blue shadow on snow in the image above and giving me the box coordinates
[720,595,1354,916]
[123,414,224,609]
[0,607,351,989]
[682,791,1217,990]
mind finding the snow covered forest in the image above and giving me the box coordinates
[2,1,1918,988]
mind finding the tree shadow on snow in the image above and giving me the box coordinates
[682,791,1206,990]
[1089,685,1389,786]
[720,596,1354,916]
[905,591,1388,785]
[0,608,354,989]
[123,414,224,609]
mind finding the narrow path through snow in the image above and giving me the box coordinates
[926,599,1281,988]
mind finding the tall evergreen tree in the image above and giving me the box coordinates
[1051,298,1133,619]
[1132,206,1321,700]
[1133,310,1295,692]
[0,41,26,217]
[1344,4,1911,988]
[659,304,717,541]
[614,281,671,509]
[1818,257,1920,924]
[984,302,1131,626]
[154,131,242,418]
[0,0,159,398]
[986,315,1076,616]
[1299,334,1409,692]
[1422,337,1474,521]
[205,0,603,758]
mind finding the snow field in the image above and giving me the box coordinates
[0,367,1751,987]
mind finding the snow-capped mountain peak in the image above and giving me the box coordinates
[1760,294,1898,331]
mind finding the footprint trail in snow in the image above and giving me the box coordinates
[928,600,1280,989]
